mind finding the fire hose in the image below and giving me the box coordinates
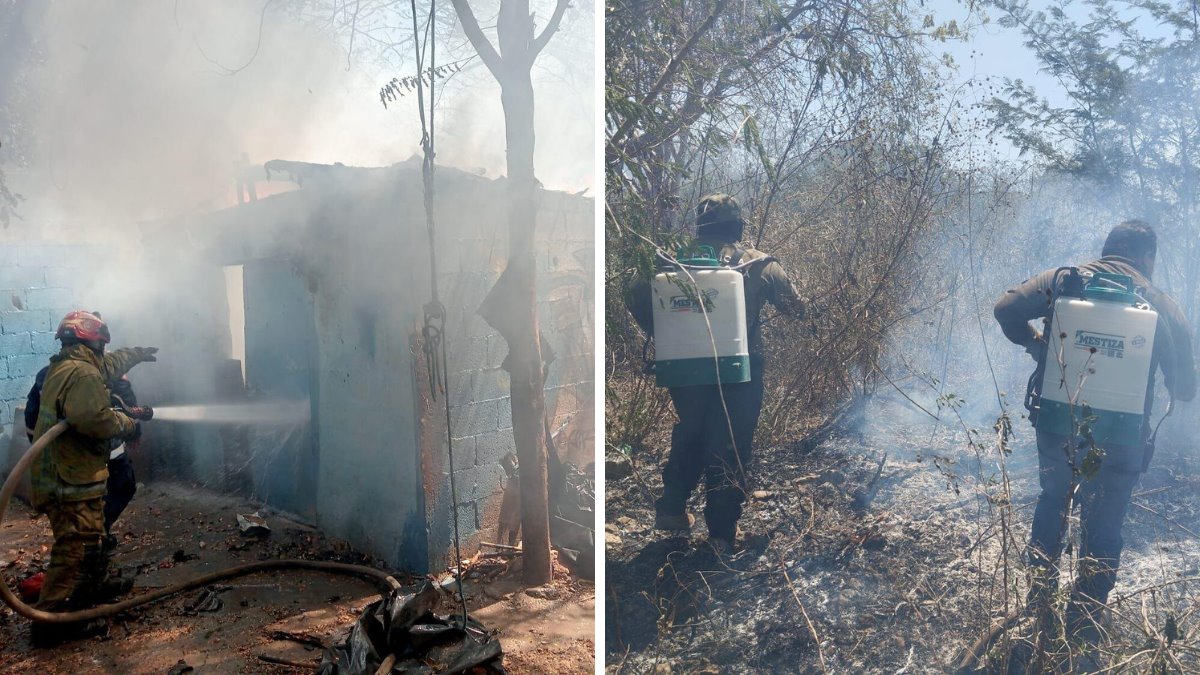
[0,421,402,624]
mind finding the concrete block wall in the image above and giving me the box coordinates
[0,242,231,493]
[0,244,96,449]
[538,196,596,469]
[429,189,595,559]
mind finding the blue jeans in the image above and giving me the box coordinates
[1028,430,1142,604]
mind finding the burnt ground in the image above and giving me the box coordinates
[605,395,1200,673]
[0,482,594,674]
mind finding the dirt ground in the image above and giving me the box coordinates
[605,394,1200,673]
[0,482,594,674]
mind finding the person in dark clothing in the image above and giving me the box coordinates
[628,194,805,552]
[994,220,1196,656]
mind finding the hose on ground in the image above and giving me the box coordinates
[0,421,402,624]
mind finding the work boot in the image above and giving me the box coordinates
[1065,593,1106,649]
[704,526,741,558]
[1024,566,1062,641]
[705,536,734,558]
[30,619,108,648]
[653,510,695,532]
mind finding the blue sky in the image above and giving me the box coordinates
[926,0,1060,102]
[922,0,1176,159]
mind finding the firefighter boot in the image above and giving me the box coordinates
[70,544,133,607]
[30,618,109,647]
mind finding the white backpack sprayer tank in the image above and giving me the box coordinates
[1036,271,1158,447]
[650,246,751,387]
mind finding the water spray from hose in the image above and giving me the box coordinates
[150,400,310,425]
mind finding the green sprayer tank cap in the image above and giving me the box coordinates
[677,244,720,267]
[1082,273,1137,304]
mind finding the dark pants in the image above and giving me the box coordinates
[103,453,137,533]
[1028,430,1142,605]
[656,359,764,540]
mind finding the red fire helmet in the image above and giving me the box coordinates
[55,310,111,344]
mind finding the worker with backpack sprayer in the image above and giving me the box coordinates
[627,194,805,554]
[994,220,1196,668]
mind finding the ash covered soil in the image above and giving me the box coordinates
[605,396,1200,673]
[0,483,594,674]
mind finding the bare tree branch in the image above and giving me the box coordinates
[607,0,729,152]
[529,0,570,59]
[448,0,504,79]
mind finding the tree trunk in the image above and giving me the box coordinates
[450,0,567,587]
[498,69,552,585]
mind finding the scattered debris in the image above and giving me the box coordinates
[525,585,561,601]
[237,512,271,537]
[18,572,43,603]
[604,529,622,547]
[605,453,633,481]
[258,653,319,668]
[172,549,198,563]
[270,629,329,650]
[166,659,194,675]
[182,586,227,615]
[316,581,505,675]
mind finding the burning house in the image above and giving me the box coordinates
[1,158,594,574]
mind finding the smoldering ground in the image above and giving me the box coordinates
[606,102,1200,675]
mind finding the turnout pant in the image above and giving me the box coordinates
[1028,429,1142,606]
[656,359,764,541]
[35,496,106,610]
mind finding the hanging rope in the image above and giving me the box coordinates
[408,0,470,631]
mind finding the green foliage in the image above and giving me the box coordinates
[379,61,466,108]
[984,0,1200,324]
[605,0,964,446]
[1075,403,1105,478]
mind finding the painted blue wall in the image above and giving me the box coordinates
[0,244,90,446]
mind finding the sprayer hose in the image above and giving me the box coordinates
[0,421,401,624]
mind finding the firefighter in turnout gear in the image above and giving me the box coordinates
[29,310,158,645]
[27,370,148,550]
[994,221,1195,664]
[628,194,804,553]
